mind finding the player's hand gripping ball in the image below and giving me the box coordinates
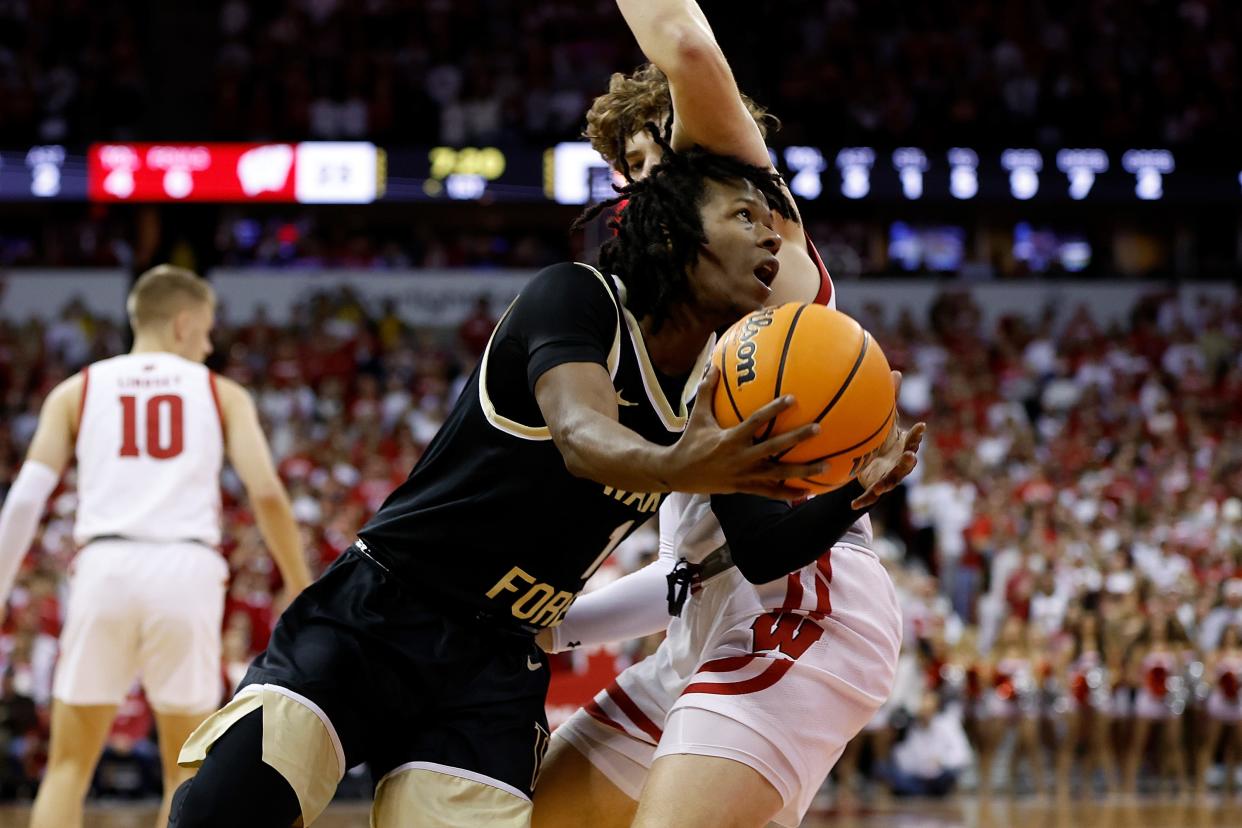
[712,303,896,494]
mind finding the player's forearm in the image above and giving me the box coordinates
[550,559,671,652]
[711,481,871,584]
[0,462,59,602]
[552,410,675,493]
[617,0,715,73]
[250,493,312,592]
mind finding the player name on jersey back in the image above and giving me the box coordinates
[73,352,225,547]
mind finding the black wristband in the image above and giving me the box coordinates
[711,480,871,584]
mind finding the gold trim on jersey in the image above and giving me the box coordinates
[612,277,713,433]
[478,263,621,441]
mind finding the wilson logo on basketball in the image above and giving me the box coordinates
[713,302,895,494]
[733,308,776,386]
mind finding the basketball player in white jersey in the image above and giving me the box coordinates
[531,3,917,826]
[0,265,312,828]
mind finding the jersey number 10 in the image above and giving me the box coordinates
[119,394,184,459]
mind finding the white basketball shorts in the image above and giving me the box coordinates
[554,542,901,827]
[54,539,228,713]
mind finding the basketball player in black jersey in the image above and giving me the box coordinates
[168,144,907,828]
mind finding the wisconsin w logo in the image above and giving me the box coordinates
[750,612,824,660]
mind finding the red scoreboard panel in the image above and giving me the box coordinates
[87,142,381,203]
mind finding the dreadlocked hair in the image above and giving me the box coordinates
[572,125,791,332]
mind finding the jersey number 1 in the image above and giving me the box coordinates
[579,520,634,581]
[119,394,184,459]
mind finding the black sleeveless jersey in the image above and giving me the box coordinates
[357,262,712,633]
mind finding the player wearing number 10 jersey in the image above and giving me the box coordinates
[0,266,311,828]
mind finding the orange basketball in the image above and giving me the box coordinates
[712,303,896,494]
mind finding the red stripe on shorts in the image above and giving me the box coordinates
[817,554,833,582]
[584,698,627,735]
[605,683,663,744]
[695,655,759,674]
[780,572,804,611]
[683,659,795,697]
[809,554,834,620]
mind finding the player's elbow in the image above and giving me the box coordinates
[247,484,290,512]
[544,412,584,475]
[556,435,594,482]
[659,21,723,79]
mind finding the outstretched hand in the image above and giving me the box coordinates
[851,371,926,510]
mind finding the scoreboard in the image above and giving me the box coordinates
[0,141,1238,205]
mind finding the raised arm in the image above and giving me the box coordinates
[0,374,81,602]
[215,376,312,595]
[616,0,820,301]
[616,0,769,168]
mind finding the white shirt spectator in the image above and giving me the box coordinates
[1070,563,1103,595]
[1161,340,1205,375]
[886,651,926,714]
[987,544,1022,604]
[1105,570,1137,597]
[892,712,973,779]
[1030,589,1068,635]
[1199,602,1242,651]
[1139,376,1168,415]
[975,430,1011,468]
[1144,550,1190,592]
[908,480,975,561]
[381,388,413,431]
[1040,374,1081,412]
[1074,359,1115,392]
[898,368,933,417]
[1023,337,1057,376]
[913,341,948,378]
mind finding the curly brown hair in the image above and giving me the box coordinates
[584,63,779,168]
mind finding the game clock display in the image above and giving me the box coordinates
[0,142,1239,205]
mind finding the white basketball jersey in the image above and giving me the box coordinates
[73,353,225,546]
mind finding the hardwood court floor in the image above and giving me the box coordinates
[2,796,1240,827]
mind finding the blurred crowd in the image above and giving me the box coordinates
[209,211,564,271]
[0,284,1240,800]
[0,211,567,273]
[836,289,1242,798]
[1,0,1238,148]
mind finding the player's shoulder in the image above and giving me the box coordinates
[525,261,617,299]
[509,262,622,334]
[46,370,86,408]
[210,372,251,407]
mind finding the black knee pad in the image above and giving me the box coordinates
[166,709,303,827]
